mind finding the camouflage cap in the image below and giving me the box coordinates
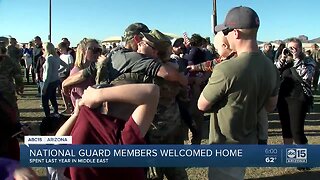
[140,32,159,49]
[124,23,150,42]
[141,29,171,51]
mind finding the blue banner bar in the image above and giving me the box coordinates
[20,145,318,167]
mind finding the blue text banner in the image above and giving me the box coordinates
[20,145,318,167]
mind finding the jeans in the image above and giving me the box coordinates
[278,97,308,144]
[41,80,60,117]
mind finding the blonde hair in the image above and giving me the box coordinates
[43,42,58,57]
[74,38,99,69]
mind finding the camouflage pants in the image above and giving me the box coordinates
[1,91,19,122]
[147,166,188,180]
[147,124,188,180]
[146,104,188,180]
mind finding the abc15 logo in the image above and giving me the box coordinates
[286,148,307,159]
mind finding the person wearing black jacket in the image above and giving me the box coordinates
[275,38,315,146]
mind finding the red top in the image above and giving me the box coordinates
[69,66,95,108]
[66,106,146,180]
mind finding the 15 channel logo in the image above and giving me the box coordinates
[286,148,307,163]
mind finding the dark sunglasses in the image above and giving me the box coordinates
[87,47,102,54]
[222,28,234,36]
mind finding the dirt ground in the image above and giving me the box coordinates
[18,84,320,180]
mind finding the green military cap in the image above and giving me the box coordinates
[124,23,150,42]
[141,29,171,51]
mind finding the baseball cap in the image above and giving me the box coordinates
[172,38,184,48]
[141,29,171,51]
[215,6,260,33]
[124,23,150,41]
[34,36,41,40]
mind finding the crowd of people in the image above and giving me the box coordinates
[0,5,319,180]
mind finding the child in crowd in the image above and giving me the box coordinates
[58,42,74,114]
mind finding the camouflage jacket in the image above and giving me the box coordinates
[7,45,23,63]
[0,55,23,106]
[109,61,183,138]
[148,76,182,139]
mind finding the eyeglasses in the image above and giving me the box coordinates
[222,28,234,36]
[87,47,102,54]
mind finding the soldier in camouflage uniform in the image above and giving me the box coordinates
[7,38,23,65]
[138,30,188,180]
[146,77,188,180]
[0,47,24,121]
[1,43,26,161]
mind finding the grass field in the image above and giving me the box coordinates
[18,84,320,180]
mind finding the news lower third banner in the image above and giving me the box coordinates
[20,144,319,167]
